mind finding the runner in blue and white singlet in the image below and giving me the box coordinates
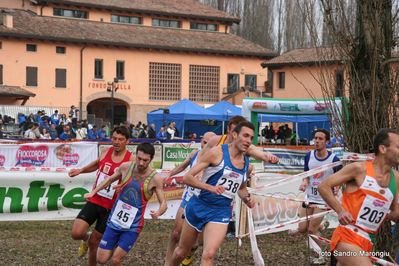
[187,144,249,231]
[171,121,256,266]
[180,151,199,209]
[304,149,341,204]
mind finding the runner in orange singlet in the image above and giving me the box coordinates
[319,128,399,266]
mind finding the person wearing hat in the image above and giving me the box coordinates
[69,105,79,128]
[51,110,61,126]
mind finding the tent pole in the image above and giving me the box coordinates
[260,114,263,145]
[222,121,225,135]
[296,122,298,146]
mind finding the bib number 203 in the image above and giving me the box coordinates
[220,178,239,193]
[359,207,384,224]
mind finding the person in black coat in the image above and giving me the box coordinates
[149,124,157,139]
[138,125,149,139]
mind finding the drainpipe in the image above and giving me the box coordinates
[80,44,89,121]
[40,1,48,16]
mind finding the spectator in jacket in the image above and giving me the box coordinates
[98,125,110,140]
[49,124,58,140]
[40,128,51,139]
[87,125,99,139]
[56,122,65,137]
[139,125,149,138]
[166,122,175,139]
[131,124,140,139]
[24,123,36,139]
[75,125,87,140]
[39,118,50,134]
[59,125,71,141]
[156,127,167,141]
[33,122,41,138]
[327,133,344,148]
[51,110,61,126]
[69,105,79,128]
[149,124,157,139]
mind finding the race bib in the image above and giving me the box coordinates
[216,169,244,199]
[110,200,138,229]
[308,180,322,201]
[96,172,118,199]
[356,194,390,232]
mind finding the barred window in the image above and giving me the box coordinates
[149,62,181,101]
[111,15,141,24]
[189,65,220,102]
[190,22,217,31]
[54,8,87,19]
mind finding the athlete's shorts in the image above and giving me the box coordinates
[76,201,110,234]
[302,201,319,209]
[99,227,140,253]
[185,196,231,232]
[180,197,188,209]
[330,225,374,254]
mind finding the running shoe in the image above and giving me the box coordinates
[318,221,330,235]
[78,232,91,257]
[226,232,235,238]
[312,256,326,265]
[180,244,199,266]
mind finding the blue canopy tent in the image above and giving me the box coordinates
[147,98,223,138]
[242,98,346,145]
[206,101,242,134]
[258,114,330,142]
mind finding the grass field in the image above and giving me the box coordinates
[0,219,335,265]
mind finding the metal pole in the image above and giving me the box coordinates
[111,82,114,130]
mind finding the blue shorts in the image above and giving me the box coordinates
[99,227,140,253]
[185,196,231,232]
[180,197,188,209]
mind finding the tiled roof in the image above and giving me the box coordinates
[0,86,36,97]
[38,0,240,22]
[0,9,277,57]
[261,47,342,68]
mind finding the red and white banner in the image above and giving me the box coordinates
[0,142,97,168]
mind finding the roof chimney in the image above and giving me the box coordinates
[2,10,15,29]
[218,0,224,11]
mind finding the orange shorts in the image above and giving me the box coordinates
[330,225,373,253]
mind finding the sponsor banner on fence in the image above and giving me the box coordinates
[99,144,163,169]
[0,168,185,221]
[162,142,201,170]
[244,173,340,235]
[0,142,97,168]
[263,148,308,172]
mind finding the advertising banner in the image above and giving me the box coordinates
[263,148,308,172]
[0,168,185,221]
[249,173,340,235]
[242,98,343,116]
[162,142,201,170]
[0,142,97,168]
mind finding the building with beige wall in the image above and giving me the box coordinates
[261,47,347,99]
[0,0,276,125]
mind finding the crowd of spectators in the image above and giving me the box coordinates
[261,124,293,145]
[0,109,200,142]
